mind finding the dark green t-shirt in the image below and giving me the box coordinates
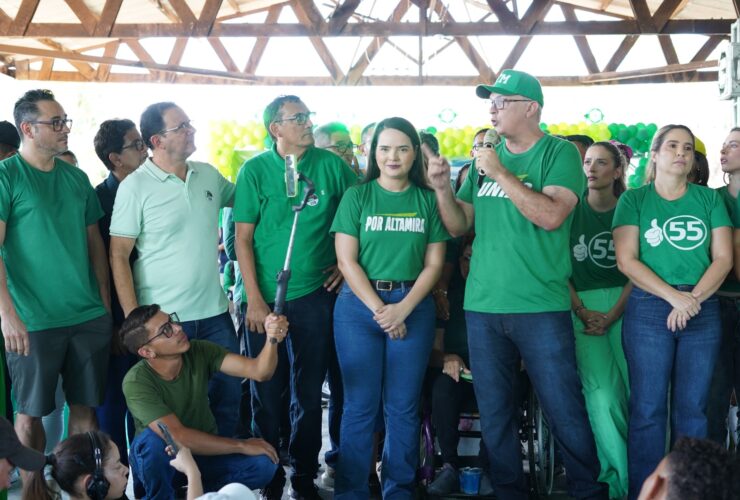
[457,134,585,313]
[570,198,628,292]
[330,180,449,280]
[613,183,731,285]
[123,340,228,436]
[233,146,357,302]
[0,155,105,330]
[717,186,740,294]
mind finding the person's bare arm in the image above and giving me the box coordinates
[235,222,271,334]
[219,314,287,381]
[109,236,138,317]
[150,414,277,462]
[424,145,474,237]
[87,224,111,313]
[0,221,29,356]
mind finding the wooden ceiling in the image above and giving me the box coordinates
[0,0,736,86]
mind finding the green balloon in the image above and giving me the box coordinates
[426,126,438,134]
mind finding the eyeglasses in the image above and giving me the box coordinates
[326,142,356,154]
[157,121,194,136]
[139,312,180,349]
[273,112,314,126]
[490,96,531,110]
[29,118,73,132]
[472,143,485,151]
[122,139,146,152]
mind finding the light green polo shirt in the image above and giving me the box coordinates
[110,159,235,321]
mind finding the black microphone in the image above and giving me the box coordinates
[477,128,502,188]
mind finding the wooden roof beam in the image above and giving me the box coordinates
[39,58,54,80]
[208,38,239,73]
[691,35,724,62]
[0,42,257,82]
[561,4,599,73]
[9,0,40,36]
[17,70,720,86]
[168,0,198,31]
[244,5,282,74]
[17,19,735,38]
[93,0,123,37]
[292,0,345,82]
[603,35,637,72]
[166,38,188,82]
[63,0,98,35]
[327,0,361,34]
[95,40,119,82]
[0,8,12,35]
[581,59,716,83]
[485,0,520,26]
[652,0,685,31]
[520,0,552,33]
[346,0,410,85]
[195,0,224,36]
[628,0,655,33]
[39,38,96,81]
[498,36,531,72]
[433,2,494,83]
[125,39,163,80]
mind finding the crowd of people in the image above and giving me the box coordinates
[0,68,739,500]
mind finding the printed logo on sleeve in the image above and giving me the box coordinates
[644,216,707,250]
[365,213,426,233]
[572,232,616,268]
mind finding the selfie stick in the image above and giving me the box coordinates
[270,173,315,344]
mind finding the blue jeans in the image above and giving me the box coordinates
[334,283,435,500]
[465,310,606,500]
[246,286,335,487]
[129,428,277,499]
[95,352,138,466]
[622,286,721,500]
[325,327,342,469]
[180,311,241,438]
[706,296,740,444]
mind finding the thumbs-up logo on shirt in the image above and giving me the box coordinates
[573,235,588,261]
[645,218,664,247]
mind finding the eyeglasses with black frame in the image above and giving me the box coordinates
[121,139,146,152]
[326,141,356,154]
[273,112,315,126]
[157,121,194,136]
[489,96,531,110]
[140,312,180,349]
[29,118,73,132]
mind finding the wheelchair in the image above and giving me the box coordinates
[418,371,556,498]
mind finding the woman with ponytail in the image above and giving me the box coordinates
[26,431,128,500]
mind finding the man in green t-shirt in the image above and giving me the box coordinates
[426,70,607,500]
[315,121,361,176]
[233,95,356,499]
[121,304,288,499]
[0,89,112,497]
[109,102,240,438]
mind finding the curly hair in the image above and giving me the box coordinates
[666,437,736,500]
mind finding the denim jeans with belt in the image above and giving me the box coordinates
[622,285,721,500]
[465,310,607,500]
[334,283,435,500]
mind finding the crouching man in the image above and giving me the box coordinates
[121,304,287,499]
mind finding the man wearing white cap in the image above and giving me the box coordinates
[426,70,607,500]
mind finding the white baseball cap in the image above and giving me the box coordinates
[197,483,257,500]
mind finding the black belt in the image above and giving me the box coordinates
[370,280,416,291]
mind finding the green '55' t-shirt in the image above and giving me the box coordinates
[457,134,585,313]
[330,180,449,280]
[612,183,731,285]
[570,198,627,292]
[233,146,357,302]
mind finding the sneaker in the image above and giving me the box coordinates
[478,472,494,496]
[320,466,335,489]
[289,483,322,500]
[427,463,459,496]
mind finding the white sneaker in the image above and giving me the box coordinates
[320,466,335,488]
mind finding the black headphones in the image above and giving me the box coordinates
[85,431,110,500]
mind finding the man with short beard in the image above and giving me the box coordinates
[0,89,112,497]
